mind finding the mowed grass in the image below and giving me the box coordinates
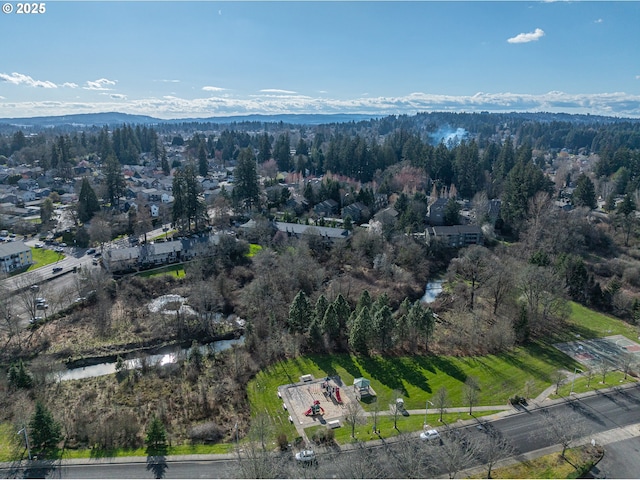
[137,264,186,278]
[61,442,233,460]
[306,410,505,445]
[551,370,636,399]
[248,344,579,433]
[27,247,63,271]
[565,301,638,341]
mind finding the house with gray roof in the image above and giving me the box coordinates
[0,241,32,272]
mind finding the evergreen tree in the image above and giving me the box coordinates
[145,415,167,449]
[233,147,260,210]
[288,290,312,334]
[333,294,351,337]
[172,162,208,232]
[407,301,435,351]
[104,154,125,207]
[274,133,291,171]
[77,178,100,223]
[315,294,329,326]
[355,290,373,314]
[198,142,208,177]
[161,146,170,176]
[29,401,61,458]
[372,304,394,352]
[40,197,54,226]
[443,198,461,226]
[7,360,33,389]
[349,308,370,355]
[257,133,272,163]
[321,303,341,338]
[572,173,597,209]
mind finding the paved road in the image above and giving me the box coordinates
[3,384,639,479]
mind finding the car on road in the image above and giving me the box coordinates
[420,429,441,442]
[34,243,44,248]
[35,297,46,304]
[36,303,49,310]
[86,248,96,255]
[52,267,63,273]
[294,449,317,465]
[93,252,102,258]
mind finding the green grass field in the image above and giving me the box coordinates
[27,247,63,271]
[137,264,186,278]
[0,423,19,462]
[551,370,636,398]
[565,302,639,341]
[306,409,505,445]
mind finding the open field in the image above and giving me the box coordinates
[564,302,639,341]
[26,247,63,271]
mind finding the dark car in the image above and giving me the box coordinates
[52,267,63,273]
[86,248,96,255]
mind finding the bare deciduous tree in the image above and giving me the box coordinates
[463,376,480,415]
[343,401,366,439]
[429,426,478,479]
[432,387,450,423]
[475,423,514,479]
[539,407,589,457]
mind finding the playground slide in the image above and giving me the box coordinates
[304,408,313,416]
[335,387,342,403]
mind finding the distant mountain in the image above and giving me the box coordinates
[0,112,382,128]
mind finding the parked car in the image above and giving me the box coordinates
[52,267,63,273]
[86,248,96,255]
[36,303,48,310]
[29,316,43,324]
[420,429,441,442]
[35,297,46,304]
[294,449,317,465]
[93,252,102,258]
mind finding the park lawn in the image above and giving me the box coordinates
[27,247,63,271]
[138,264,186,278]
[248,344,578,430]
[306,410,505,445]
[550,370,636,399]
[564,302,638,341]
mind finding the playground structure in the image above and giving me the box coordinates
[304,400,325,416]
[322,378,343,403]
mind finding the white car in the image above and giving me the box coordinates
[420,429,441,441]
[295,449,317,464]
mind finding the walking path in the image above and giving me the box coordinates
[3,377,637,471]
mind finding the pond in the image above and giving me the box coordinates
[54,337,245,382]
[422,278,444,304]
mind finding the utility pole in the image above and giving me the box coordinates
[17,425,31,461]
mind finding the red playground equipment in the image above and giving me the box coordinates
[321,378,343,404]
[304,400,325,416]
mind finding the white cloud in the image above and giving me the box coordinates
[110,94,127,100]
[507,28,545,44]
[84,78,117,91]
[595,18,603,24]
[202,86,226,92]
[259,89,297,95]
[2,91,640,119]
[155,79,180,83]
[62,82,78,88]
[0,72,57,88]
[636,75,640,80]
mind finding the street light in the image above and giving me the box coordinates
[570,367,584,395]
[424,400,434,428]
[17,426,31,460]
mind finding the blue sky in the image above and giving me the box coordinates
[1,1,639,119]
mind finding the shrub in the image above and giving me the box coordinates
[188,421,224,443]
[311,427,335,445]
[276,433,289,451]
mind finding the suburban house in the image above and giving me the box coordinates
[342,202,371,223]
[425,225,484,248]
[427,198,449,226]
[274,221,351,241]
[139,240,182,267]
[0,241,32,272]
[313,199,339,217]
[103,246,140,273]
